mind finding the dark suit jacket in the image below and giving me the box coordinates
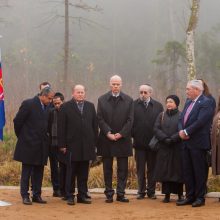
[132,98,163,150]
[97,91,134,157]
[179,94,214,150]
[58,99,98,161]
[13,96,50,165]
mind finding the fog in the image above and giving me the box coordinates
[0,0,220,123]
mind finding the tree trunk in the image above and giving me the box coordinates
[64,0,69,92]
[186,0,200,81]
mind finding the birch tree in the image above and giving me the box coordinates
[186,0,200,80]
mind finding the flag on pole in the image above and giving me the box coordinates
[0,49,5,140]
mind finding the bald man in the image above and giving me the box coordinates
[97,75,134,203]
[58,85,98,205]
[132,84,163,200]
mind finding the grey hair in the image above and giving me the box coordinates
[139,84,153,93]
[187,79,204,91]
[110,75,122,82]
[39,87,54,96]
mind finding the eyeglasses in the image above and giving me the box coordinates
[140,91,148,94]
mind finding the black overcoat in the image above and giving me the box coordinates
[58,99,98,161]
[132,98,163,150]
[13,96,50,166]
[153,110,183,183]
[97,91,134,157]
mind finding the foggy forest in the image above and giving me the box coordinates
[0,0,220,128]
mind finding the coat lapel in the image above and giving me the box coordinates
[184,95,204,125]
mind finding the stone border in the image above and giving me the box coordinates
[0,186,219,198]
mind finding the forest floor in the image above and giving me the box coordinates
[1,187,220,220]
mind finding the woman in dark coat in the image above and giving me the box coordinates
[153,95,183,203]
[211,96,220,176]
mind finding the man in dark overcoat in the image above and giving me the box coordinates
[13,87,54,205]
[58,84,98,205]
[177,80,214,207]
[97,75,134,203]
[132,84,163,199]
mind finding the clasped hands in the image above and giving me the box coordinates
[107,132,122,141]
[179,130,190,140]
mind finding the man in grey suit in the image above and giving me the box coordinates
[97,75,134,203]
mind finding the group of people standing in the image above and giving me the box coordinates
[13,75,219,208]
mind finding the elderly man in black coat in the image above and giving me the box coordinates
[58,85,98,205]
[132,84,163,200]
[97,75,134,203]
[13,87,54,205]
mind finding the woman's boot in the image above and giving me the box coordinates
[162,194,170,203]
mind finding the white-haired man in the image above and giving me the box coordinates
[177,80,214,207]
[132,84,163,199]
[97,75,134,203]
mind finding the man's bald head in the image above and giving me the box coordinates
[109,75,122,94]
[72,84,86,102]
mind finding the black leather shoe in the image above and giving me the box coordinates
[67,198,75,205]
[53,190,62,197]
[162,194,170,203]
[116,196,129,203]
[192,199,205,207]
[32,196,47,204]
[176,198,194,206]
[105,197,113,203]
[22,197,32,205]
[136,194,145,200]
[147,194,157,200]
[77,198,92,204]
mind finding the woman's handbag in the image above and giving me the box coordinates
[149,136,160,151]
[148,111,165,152]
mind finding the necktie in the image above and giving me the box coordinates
[144,101,148,108]
[42,104,45,111]
[77,102,84,114]
[183,101,194,125]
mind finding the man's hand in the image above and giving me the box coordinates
[179,130,189,140]
[107,132,117,141]
[114,133,122,140]
[60,147,67,154]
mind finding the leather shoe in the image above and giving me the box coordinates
[116,196,129,203]
[192,199,205,207]
[32,196,47,204]
[147,194,157,200]
[77,197,92,204]
[136,194,145,200]
[22,197,32,205]
[105,197,113,203]
[67,198,75,205]
[53,190,62,197]
[176,198,194,206]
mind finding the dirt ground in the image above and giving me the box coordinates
[0,189,220,220]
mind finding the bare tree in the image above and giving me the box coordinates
[186,0,200,80]
[40,0,101,93]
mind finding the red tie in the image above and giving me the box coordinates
[184,101,194,125]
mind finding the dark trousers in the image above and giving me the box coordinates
[135,149,157,196]
[20,163,44,198]
[59,162,66,196]
[49,148,60,192]
[103,157,128,198]
[182,146,208,201]
[65,161,89,199]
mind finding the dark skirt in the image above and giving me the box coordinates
[162,181,183,195]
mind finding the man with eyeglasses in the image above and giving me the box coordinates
[132,84,163,200]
